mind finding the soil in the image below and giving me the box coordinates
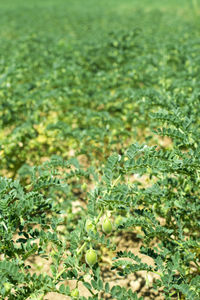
[27,231,164,300]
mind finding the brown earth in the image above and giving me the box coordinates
[27,230,164,300]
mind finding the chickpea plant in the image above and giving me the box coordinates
[1,113,200,299]
[0,0,200,299]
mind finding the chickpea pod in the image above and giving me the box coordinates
[85,248,97,267]
[102,218,113,234]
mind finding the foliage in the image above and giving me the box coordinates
[0,0,200,299]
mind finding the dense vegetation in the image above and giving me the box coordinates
[0,0,200,299]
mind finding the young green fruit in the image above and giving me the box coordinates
[85,248,97,267]
[102,218,113,234]
[115,215,123,227]
[4,282,12,293]
[71,288,79,298]
[85,220,96,233]
[81,182,87,191]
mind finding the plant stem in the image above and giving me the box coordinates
[150,270,162,277]
[55,268,67,281]
[77,241,87,255]
[94,208,104,225]
[38,293,44,300]
[110,175,121,191]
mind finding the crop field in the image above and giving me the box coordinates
[0,0,200,299]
